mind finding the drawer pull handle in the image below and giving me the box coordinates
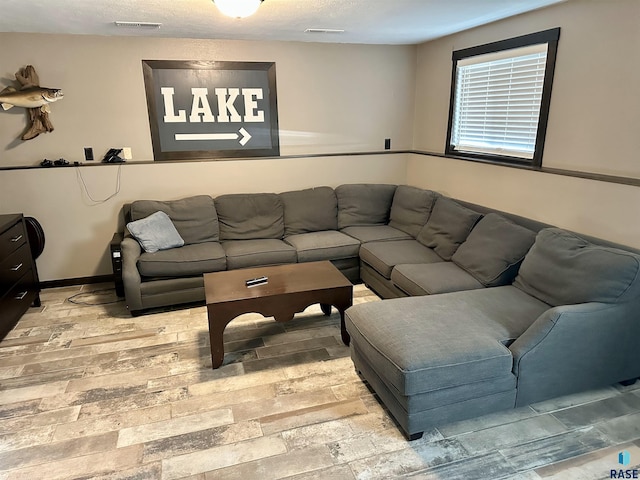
[10,234,23,243]
[10,263,23,272]
[15,291,28,300]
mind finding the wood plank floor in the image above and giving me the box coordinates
[0,283,638,479]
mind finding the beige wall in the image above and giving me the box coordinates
[0,34,414,280]
[407,154,640,249]
[413,0,640,178]
[409,0,640,248]
[0,34,416,164]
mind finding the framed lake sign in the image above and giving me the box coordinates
[142,60,280,160]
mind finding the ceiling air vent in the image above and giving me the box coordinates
[304,28,345,34]
[114,21,162,29]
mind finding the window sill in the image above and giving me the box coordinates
[412,150,640,188]
[444,151,536,169]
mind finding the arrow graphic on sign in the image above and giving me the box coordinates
[174,128,252,146]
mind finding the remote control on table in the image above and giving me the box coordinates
[245,276,268,287]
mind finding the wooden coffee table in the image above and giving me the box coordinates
[204,261,353,369]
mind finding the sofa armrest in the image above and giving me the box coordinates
[510,301,640,406]
[121,237,143,313]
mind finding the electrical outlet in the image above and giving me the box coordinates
[384,138,391,150]
[84,147,94,161]
[122,147,132,160]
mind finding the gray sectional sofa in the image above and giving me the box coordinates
[116,183,640,440]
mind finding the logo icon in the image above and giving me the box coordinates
[611,451,637,478]
[620,451,631,467]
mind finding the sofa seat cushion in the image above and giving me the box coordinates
[140,276,203,298]
[398,372,516,413]
[215,193,284,241]
[514,228,640,306]
[222,239,297,269]
[284,231,360,263]
[336,184,397,228]
[137,242,226,277]
[417,197,482,261]
[452,213,536,287]
[341,225,411,243]
[391,262,484,296]
[389,185,438,237]
[351,343,517,435]
[345,286,550,396]
[352,342,516,413]
[347,299,512,396]
[281,187,338,236]
[130,195,219,244]
[359,239,443,279]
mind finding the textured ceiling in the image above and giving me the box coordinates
[0,0,566,45]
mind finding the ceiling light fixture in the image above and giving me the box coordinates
[213,0,264,19]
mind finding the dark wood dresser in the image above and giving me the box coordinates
[0,214,41,340]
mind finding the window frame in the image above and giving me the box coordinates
[445,28,561,168]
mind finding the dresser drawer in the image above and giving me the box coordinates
[0,273,37,336]
[0,244,32,292]
[0,222,26,259]
[0,214,40,341]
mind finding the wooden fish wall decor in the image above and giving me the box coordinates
[0,65,63,141]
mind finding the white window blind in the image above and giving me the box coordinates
[451,43,549,160]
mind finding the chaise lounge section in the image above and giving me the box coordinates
[346,227,640,439]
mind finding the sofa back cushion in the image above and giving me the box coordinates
[417,197,482,260]
[452,213,536,287]
[389,186,438,238]
[215,193,284,240]
[514,228,640,306]
[130,195,218,245]
[281,186,338,236]
[336,184,397,229]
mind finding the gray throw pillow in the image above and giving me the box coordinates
[389,186,438,237]
[336,184,397,229]
[130,195,219,245]
[452,213,537,286]
[417,197,482,260]
[514,228,640,306]
[127,211,184,253]
[281,186,338,236]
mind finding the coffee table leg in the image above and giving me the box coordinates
[207,308,236,369]
[333,287,353,346]
[320,303,332,316]
[339,309,351,346]
[209,322,226,369]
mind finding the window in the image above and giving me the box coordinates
[445,28,560,168]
